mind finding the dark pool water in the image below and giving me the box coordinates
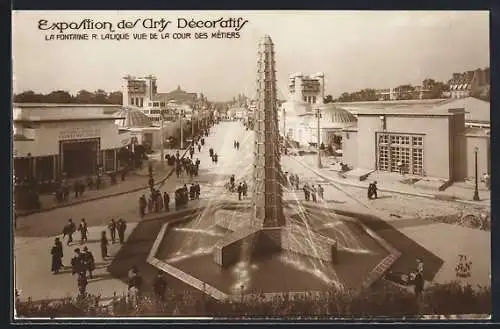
[155,209,388,294]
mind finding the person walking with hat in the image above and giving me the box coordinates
[100,231,109,260]
[71,248,87,296]
[62,219,76,246]
[82,246,95,279]
[50,238,63,274]
[117,218,127,245]
[108,218,117,244]
[78,218,88,244]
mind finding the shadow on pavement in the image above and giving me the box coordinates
[107,217,203,296]
[332,208,444,281]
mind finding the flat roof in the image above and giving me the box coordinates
[14,116,125,123]
[351,107,466,117]
[335,98,449,108]
[335,97,489,122]
[13,104,125,122]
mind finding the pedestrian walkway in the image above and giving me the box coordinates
[287,154,490,206]
[17,160,184,219]
[16,144,200,218]
[15,224,137,302]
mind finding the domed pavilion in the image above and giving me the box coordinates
[114,106,153,128]
[308,103,358,150]
[113,106,167,150]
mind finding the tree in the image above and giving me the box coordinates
[324,95,334,103]
[45,90,73,103]
[108,91,123,105]
[75,90,95,104]
[359,88,378,101]
[421,79,447,99]
[13,90,44,103]
[93,89,108,104]
[338,92,351,102]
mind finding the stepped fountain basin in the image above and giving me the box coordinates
[152,204,389,297]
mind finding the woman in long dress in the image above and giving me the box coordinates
[51,238,63,274]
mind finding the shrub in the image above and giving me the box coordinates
[15,281,490,318]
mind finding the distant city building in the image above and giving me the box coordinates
[375,88,395,101]
[122,75,157,108]
[375,86,431,101]
[122,75,207,125]
[279,72,327,146]
[288,72,325,106]
[448,68,490,99]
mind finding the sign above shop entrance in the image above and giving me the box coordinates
[59,127,101,140]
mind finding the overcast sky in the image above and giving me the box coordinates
[12,10,489,101]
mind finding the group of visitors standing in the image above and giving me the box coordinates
[302,183,325,202]
[138,183,203,217]
[286,173,301,190]
[175,183,201,208]
[237,181,248,200]
[209,148,218,163]
[139,190,171,217]
[174,152,201,179]
[52,217,127,296]
[55,176,104,204]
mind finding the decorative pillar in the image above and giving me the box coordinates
[114,149,118,171]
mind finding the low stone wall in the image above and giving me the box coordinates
[213,226,261,267]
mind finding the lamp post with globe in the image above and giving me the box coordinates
[473,146,480,201]
[315,108,322,169]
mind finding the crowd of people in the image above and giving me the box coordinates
[225,174,248,200]
[302,183,325,202]
[138,134,210,217]
[284,172,325,203]
[51,217,128,296]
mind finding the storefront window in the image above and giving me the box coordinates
[377,132,424,176]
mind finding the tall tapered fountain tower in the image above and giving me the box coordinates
[212,35,338,268]
[252,35,286,228]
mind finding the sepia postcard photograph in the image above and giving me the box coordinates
[12,10,491,320]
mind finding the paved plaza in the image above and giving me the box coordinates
[15,121,491,304]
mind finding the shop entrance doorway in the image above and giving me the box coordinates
[60,138,100,178]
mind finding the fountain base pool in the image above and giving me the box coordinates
[150,202,390,299]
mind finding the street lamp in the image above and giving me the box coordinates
[282,107,286,139]
[473,146,480,201]
[160,113,165,168]
[315,108,322,169]
[191,109,195,138]
[180,109,184,150]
